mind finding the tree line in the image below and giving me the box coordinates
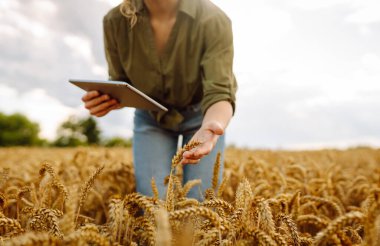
[0,112,132,147]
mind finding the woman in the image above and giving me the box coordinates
[82,0,237,199]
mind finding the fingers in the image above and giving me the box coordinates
[180,122,224,165]
[84,94,111,109]
[181,141,216,165]
[81,91,120,117]
[183,149,205,161]
[92,102,120,117]
[181,158,201,165]
[89,99,119,116]
[183,141,213,160]
[82,90,100,102]
[182,152,205,164]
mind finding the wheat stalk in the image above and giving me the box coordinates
[314,211,365,245]
[155,208,172,246]
[211,152,221,192]
[75,165,104,225]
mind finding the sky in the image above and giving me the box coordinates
[0,0,379,149]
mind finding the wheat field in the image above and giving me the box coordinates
[0,146,379,245]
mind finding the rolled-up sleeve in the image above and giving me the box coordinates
[200,13,237,115]
[103,15,129,82]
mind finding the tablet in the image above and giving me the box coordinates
[69,79,168,112]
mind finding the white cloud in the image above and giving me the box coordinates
[212,0,294,77]
[361,53,380,72]
[0,84,134,141]
[345,0,380,24]
[100,0,121,7]
[288,0,380,24]
[227,45,380,148]
[0,24,19,37]
[288,0,349,10]
[64,35,94,63]
[96,109,134,139]
[0,85,82,140]
[31,0,57,14]
[285,137,380,150]
[1,0,380,149]
[64,35,108,77]
[0,0,20,9]
[0,0,53,39]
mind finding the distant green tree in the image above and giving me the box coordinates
[104,137,132,147]
[53,116,101,147]
[80,117,100,145]
[54,116,85,147]
[0,112,42,146]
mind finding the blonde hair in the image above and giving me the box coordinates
[120,0,138,28]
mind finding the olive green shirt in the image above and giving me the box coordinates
[103,0,237,129]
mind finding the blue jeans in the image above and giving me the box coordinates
[133,104,225,200]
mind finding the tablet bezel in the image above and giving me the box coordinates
[69,79,168,112]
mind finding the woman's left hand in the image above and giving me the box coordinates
[181,121,224,165]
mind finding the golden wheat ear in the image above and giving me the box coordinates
[171,140,202,168]
[166,140,202,211]
[75,166,104,225]
[211,152,221,192]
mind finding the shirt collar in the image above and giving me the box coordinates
[179,0,196,19]
[134,0,196,19]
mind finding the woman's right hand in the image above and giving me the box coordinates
[81,91,121,117]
